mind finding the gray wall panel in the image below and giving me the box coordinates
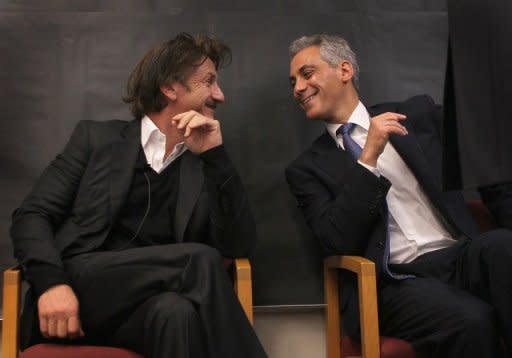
[0,4,448,305]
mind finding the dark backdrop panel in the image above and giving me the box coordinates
[0,0,448,306]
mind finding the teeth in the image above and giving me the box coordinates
[302,95,315,104]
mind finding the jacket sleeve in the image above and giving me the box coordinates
[285,159,391,256]
[10,120,91,297]
[199,145,257,258]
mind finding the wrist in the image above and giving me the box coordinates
[359,150,378,167]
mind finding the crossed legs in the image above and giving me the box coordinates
[380,230,512,358]
[64,243,266,358]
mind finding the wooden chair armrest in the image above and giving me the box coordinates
[233,258,253,325]
[324,256,380,358]
[2,267,21,358]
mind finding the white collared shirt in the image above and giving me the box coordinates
[326,101,456,264]
[140,115,187,173]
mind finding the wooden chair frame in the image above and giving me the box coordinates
[2,258,253,358]
[324,255,380,358]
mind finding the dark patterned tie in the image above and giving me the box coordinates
[337,123,413,280]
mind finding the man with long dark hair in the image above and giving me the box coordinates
[11,32,266,358]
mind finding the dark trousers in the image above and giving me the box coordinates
[381,229,512,358]
[63,243,267,358]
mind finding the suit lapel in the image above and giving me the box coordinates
[312,132,355,185]
[107,121,204,242]
[109,120,141,224]
[389,120,439,192]
[175,151,203,242]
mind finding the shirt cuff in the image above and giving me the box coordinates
[357,160,381,177]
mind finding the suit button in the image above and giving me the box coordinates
[377,241,385,249]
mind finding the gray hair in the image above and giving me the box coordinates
[289,34,359,87]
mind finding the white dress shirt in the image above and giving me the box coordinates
[325,101,456,264]
[140,115,187,173]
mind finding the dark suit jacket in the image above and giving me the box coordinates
[285,95,481,336]
[11,119,257,296]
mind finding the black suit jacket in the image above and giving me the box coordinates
[285,95,480,336]
[11,119,257,295]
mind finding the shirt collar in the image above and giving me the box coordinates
[325,101,371,142]
[140,115,162,148]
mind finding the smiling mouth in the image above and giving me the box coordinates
[301,92,317,105]
[205,102,217,110]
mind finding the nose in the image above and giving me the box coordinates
[293,77,306,99]
[212,83,225,103]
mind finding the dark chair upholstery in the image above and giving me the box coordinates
[341,337,415,358]
[324,200,497,358]
[2,259,254,358]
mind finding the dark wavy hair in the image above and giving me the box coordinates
[123,33,231,119]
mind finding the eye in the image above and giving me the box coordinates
[303,70,313,79]
[289,79,296,88]
[205,75,216,86]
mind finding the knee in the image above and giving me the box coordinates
[452,303,498,339]
[185,243,223,267]
[480,229,512,256]
[464,305,496,330]
[148,294,198,325]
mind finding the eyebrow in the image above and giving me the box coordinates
[199,71,217,82]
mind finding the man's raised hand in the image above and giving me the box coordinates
[172,111,223,154]
[359,112,407,167]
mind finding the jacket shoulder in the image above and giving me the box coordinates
[368,94,436,114]
[75,119,132,131]
[286,132,330,173]
[72,119,135,143]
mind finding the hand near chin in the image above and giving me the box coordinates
[360,112,407,167]
[172,110,223,154]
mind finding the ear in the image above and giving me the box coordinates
[336,60,354,84]
[160,83,178,101]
